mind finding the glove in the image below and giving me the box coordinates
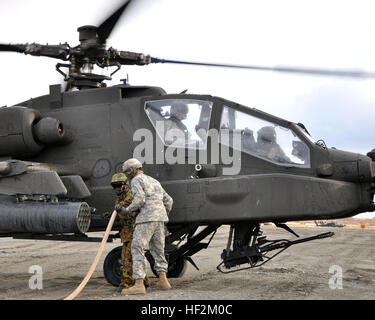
[114,204,127,215]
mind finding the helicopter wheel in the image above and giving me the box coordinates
[145,244,187,278]
[103,246,123,287]
[103,244,187,287]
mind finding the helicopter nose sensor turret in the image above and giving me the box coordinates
[367,148,375,162]
[367,149,375,184]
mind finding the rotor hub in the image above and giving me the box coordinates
[78,25,98,43]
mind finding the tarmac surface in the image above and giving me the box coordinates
[1,224,375,300]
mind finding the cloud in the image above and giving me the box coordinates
[290,83,375,155]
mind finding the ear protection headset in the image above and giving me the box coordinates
[124,167,135,176]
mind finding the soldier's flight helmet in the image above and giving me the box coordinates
[111,172,127,189]
[170,102,188,119]
[257,126,276,144]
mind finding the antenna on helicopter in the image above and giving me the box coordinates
[120,74,130,85]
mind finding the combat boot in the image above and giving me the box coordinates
[144,275,151,289]
[156,272,171,290]
[121,279,146,295]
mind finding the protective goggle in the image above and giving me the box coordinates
[111,182,125,189]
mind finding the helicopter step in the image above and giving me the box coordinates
[217,223,334,273]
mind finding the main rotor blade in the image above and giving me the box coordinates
[0,43,69,60]
[0,43,27,53]
[151,57,375,79]
[97,0,133,44]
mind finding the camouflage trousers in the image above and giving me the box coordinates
[120,227,150,288]
[131,221,168,279]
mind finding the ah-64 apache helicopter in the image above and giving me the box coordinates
[0,0,374,286]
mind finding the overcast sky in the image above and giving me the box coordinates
[0,0,374,217]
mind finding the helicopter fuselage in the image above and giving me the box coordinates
[0,83,373,234]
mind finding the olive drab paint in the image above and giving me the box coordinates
[0,0,374,280]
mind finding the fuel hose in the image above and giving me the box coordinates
[64,210,117,300]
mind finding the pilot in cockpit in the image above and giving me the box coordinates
[256,126,291,163]
[164,102,191,145]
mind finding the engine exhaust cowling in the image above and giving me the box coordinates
[0,106,72,157]
[33,117,65,145]
[0,106,43,157]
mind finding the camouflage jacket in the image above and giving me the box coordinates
[127,173,173,224]
[115,183,136,232]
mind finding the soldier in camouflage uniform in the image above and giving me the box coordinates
[111,173,150,291]
[120,158,173,295]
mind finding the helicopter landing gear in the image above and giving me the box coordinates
[103,224,221,286]
[103,246,123,287]
[103,244,188,287]
[145,244,187,278]
[217,223,334,273]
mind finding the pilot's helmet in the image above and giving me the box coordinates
[111,172,127,188]
[170,102,189,119]
[257,126,276,144]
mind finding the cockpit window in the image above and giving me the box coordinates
[145,99,213,149]
[220,106,311,167]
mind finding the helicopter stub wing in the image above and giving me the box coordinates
[0,169,67,197]
[0,159,91,198]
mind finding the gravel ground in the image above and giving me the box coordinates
[1,224,375,300]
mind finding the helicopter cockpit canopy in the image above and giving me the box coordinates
[145,99,213,149]
[220,106,311,168]
[145,99,311,167]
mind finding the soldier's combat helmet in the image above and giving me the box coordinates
[111,172,127,189]
[257,126,276,144]
[122,158,142,173]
